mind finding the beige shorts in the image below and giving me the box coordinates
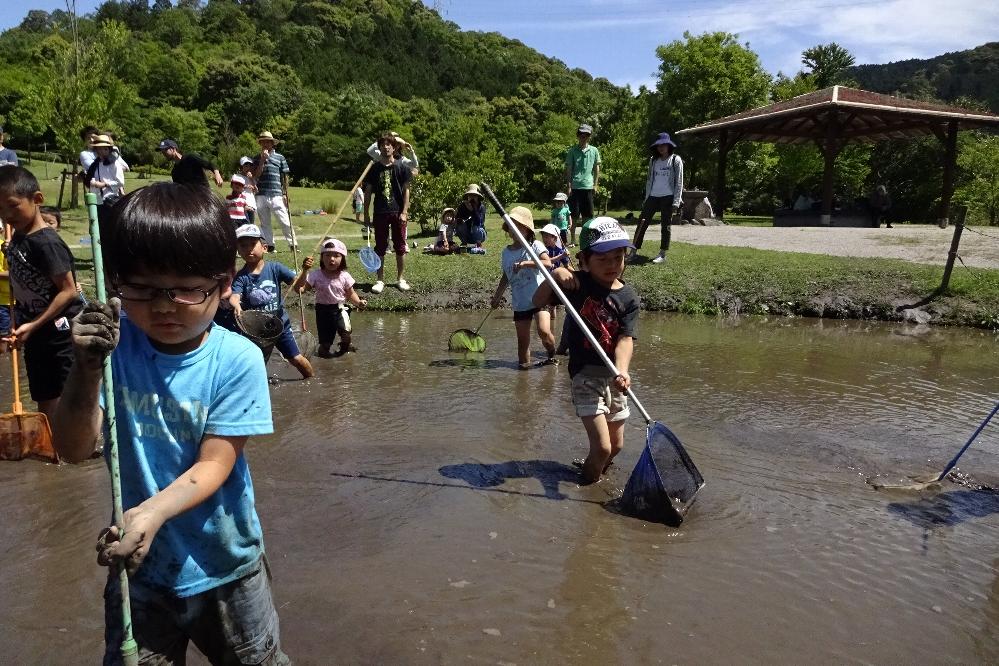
[571,370,630,421]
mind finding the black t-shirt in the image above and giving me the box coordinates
[364,160,412,215]
[563,271,640,377]
[171,153,216,187]
[5,227,83,325]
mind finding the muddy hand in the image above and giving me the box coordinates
[95,508,159,575]
[72,298,121,370]
[303,256,315,270]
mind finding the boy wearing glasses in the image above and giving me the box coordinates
[50,182,289,665]
[0,165,83,422]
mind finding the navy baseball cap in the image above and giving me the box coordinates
[156,138,179,152]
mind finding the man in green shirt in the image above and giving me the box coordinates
[564,123,601,246]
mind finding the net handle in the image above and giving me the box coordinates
[479,183,652,425]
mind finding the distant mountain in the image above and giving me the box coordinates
[849,42,999,111]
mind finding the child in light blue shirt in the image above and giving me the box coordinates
[51,182,288,665]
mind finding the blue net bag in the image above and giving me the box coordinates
[621,421,704,526]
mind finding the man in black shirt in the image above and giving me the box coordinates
[157,139,223,188]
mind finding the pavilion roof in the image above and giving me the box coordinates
[675,86,999,145]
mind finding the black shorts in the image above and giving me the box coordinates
[23,325,75,402]
[567,189,594,221]
[513,308,540,322]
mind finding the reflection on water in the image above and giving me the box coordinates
[1,313,998,663]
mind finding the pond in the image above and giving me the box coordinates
[1,312,998,663]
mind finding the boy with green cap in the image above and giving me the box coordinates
[534,217,640,483]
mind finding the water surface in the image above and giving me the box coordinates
[1,313,997,664]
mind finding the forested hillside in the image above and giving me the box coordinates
[850,43,999,112]
[0,2,996,225]
[0,0,631,206]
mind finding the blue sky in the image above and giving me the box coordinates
[3,0,997,90]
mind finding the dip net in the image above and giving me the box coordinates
[236,310,285,347]
[621,422,705,526]
[448,328,487,353]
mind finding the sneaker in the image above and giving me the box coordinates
[469,247,486,255]
[371,280,385,294]
[652,252,667,264]
[267,245,276,253]
[541,356,559,366]
[626,249,639,264]
[397,278,411,291]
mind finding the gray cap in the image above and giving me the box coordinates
[577,123,593,135]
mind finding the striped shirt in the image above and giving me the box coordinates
[226,193,248,222]
[257,152,290,196]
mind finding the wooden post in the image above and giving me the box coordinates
[57,169,68,210]
[70,166,80,209]
[820,111,842,226]
[938,204,967,293]
[938,120,958,228]
[715,129,728,222]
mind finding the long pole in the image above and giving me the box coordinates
[479,183,653,425]
[85,193,139,666]
[283,161,374,302]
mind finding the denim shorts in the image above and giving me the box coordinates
[103,555,289,665]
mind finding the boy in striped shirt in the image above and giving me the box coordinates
[226,175,249,226]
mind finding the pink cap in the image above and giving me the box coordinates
[321,238,347,256]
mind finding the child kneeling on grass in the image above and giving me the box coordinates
[231,223,314,379]
[293,237,366,358]
[50,182,289,664]
[534,217,640,484]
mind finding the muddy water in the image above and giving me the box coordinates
[1,313,998,664]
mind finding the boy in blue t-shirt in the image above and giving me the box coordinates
[230,223,313,379]
[50,182,288,664]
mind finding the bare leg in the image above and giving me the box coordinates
[396,253,405,282]
[606,418,626,471]
[289,354,314,379]
[534,309,556,358]
[36,397,59,422]
[580,414,612,483]
[514,318,532,367]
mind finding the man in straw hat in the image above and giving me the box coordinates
[454,183,487,253]
[367,131,419,173]
[252,131,296,253]
[157,138,224,189]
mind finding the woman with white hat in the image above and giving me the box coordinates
[83,134,126,227]
[490,207,558,369]
[630,132,683,264]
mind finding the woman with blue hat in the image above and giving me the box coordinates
[629,132,683,264]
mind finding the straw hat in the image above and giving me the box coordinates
[90,134,115,148]
[464,184,482,199]
[257,131,279,144]
[505,206,535,238]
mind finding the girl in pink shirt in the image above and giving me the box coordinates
[293,238,367,357]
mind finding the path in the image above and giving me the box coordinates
[637,224,999,269]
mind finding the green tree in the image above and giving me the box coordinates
[648,31,771,187]
[956,132,999,225]
[802,43,856,88]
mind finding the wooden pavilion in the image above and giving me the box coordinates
[675,86,999,225]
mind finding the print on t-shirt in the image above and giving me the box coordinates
[580,296,620,354]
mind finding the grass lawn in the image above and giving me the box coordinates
[23,158,999,330]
